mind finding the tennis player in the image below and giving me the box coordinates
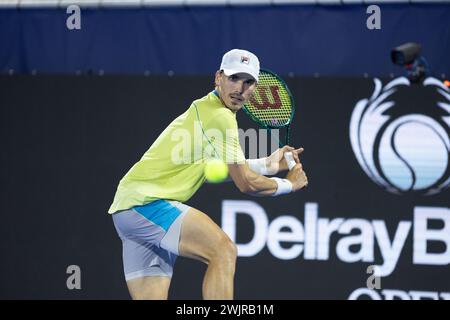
[108,49,308,300]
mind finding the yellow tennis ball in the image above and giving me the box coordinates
[205,159,228,183]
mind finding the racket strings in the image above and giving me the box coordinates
[245,71,293,127]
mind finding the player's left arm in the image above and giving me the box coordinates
[228,159,307,197]
[228,162,279,196]
[247,145,304,175]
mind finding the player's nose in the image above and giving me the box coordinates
[236,80,246,93]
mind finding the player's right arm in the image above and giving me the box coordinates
[228,162,308,197]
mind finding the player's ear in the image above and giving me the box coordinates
[215,70,222,87]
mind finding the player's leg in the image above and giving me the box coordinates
[126,276,171,300]
[112,206,178,300]
[178,207,237,300]
[121,239,175,300]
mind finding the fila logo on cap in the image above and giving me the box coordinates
[241,56,250,64]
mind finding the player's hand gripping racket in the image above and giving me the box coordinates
[243,69,297,170]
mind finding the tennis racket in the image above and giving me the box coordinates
[243,69,297,170]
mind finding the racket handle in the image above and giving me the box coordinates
[285,152,296,171]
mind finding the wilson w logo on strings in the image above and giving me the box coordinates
[250,86,283,110]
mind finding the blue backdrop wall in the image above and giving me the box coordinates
[1,4,449,77]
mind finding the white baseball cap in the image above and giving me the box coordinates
[220,49,260,82]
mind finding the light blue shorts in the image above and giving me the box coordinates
[112,200,190,281]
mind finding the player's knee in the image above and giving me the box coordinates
[212,235,237,265]
[223,238,237,262]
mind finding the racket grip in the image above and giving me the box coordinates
[285,152,296,171]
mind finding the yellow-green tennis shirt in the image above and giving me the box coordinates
[108,91,246,214]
